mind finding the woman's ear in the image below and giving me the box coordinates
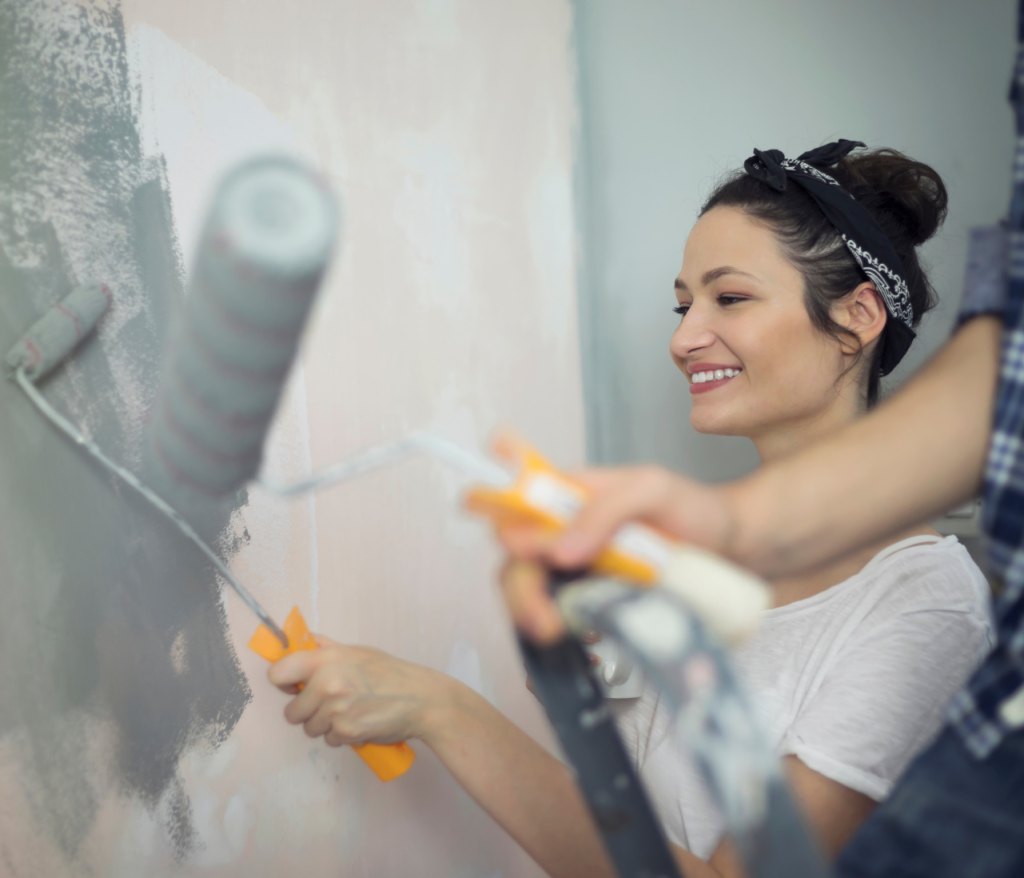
[834,282,887,355]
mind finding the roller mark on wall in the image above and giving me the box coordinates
[0,0,250,864]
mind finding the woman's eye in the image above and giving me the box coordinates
[717,295,746,306]
[673,304,690,317]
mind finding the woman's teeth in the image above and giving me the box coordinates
[692,368,741,384]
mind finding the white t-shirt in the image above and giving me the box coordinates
[612,534,994,859]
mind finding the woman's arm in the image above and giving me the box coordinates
[723,315,1001,577]
[269,638,617,878]
[269,640,868,878]
[422,674,619,877]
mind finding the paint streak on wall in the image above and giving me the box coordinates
[0,0,251,868]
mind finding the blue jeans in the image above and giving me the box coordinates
[835,726,1024,878]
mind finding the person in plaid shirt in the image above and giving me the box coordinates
[499,7,1024,876]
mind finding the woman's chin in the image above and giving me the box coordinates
[689,410,747,437]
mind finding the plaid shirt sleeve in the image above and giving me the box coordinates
[946,7,1024,759]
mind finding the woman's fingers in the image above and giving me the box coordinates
[496,522,558,559]
[282,668,336,726]
[324,728,352,748]
[500,559,566,645]
[268,650,319,691]
[272,641,440,748]
[302,703,337,740]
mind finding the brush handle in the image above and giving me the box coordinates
[249,607,416,782]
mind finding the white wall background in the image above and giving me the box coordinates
[574,0,1018,479]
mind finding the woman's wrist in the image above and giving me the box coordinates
[410,668,477,747]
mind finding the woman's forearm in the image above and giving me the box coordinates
[727,316,1001,577]
[420,677,617,878]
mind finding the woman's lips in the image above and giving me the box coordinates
[690,375,738,395]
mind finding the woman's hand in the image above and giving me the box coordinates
[499,465,736,645]
[267,636,453,747]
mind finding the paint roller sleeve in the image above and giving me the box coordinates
[151,156,339,495]
[4,283,112,382]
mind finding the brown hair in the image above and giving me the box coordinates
[700,148,948,406]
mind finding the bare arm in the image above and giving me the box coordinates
[673,755,875,878]
[726,316,1001,576]
[269,638,618,878]
[422,677,619,878]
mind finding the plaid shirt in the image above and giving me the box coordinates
[946,7,1024,759]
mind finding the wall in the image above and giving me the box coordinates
[0,1,581,875]
[574,0,1018,478]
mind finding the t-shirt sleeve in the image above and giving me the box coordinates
[778,555,992,801]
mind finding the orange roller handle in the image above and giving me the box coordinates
[249,606,417,782]
[464,431,675,585]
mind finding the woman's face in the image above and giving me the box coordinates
[671,206,856,440]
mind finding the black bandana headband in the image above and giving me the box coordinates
[744,139,914,376]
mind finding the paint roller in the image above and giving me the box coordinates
[5,279,289,649]
[4,156,417,783]
[5,155,340,653]
[150,155,338,495]
[146,155,420,782]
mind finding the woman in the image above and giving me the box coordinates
[268,142,993,878]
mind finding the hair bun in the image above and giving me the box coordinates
[835,148,948,248]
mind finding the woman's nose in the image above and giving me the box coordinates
[670,307,716,358]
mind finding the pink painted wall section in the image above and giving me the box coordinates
[109,1,581,875]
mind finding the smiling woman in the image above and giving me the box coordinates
[670,147,945,460]
[608,144,992,869]
[671,205,881,454]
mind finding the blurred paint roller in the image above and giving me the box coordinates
[4,154,344,653]
[150,155,338,495]
[4,156,415,782]
[145,155,417,782]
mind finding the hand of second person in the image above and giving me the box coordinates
[499,465,736,645]
[267,637,449,748]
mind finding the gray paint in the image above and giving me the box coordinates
[0,0,250,862]
[573,0,1017,478]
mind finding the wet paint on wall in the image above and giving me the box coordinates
[0,0,251,862]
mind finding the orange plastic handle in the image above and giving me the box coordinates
[464,432,673,584]
[249,607,417,782]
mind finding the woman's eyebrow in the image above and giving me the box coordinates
[674,266,758,292]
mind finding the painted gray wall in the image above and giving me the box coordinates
[574,0,1017,479]
[0,1,252,862]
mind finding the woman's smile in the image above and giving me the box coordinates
[688,362,743,394]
